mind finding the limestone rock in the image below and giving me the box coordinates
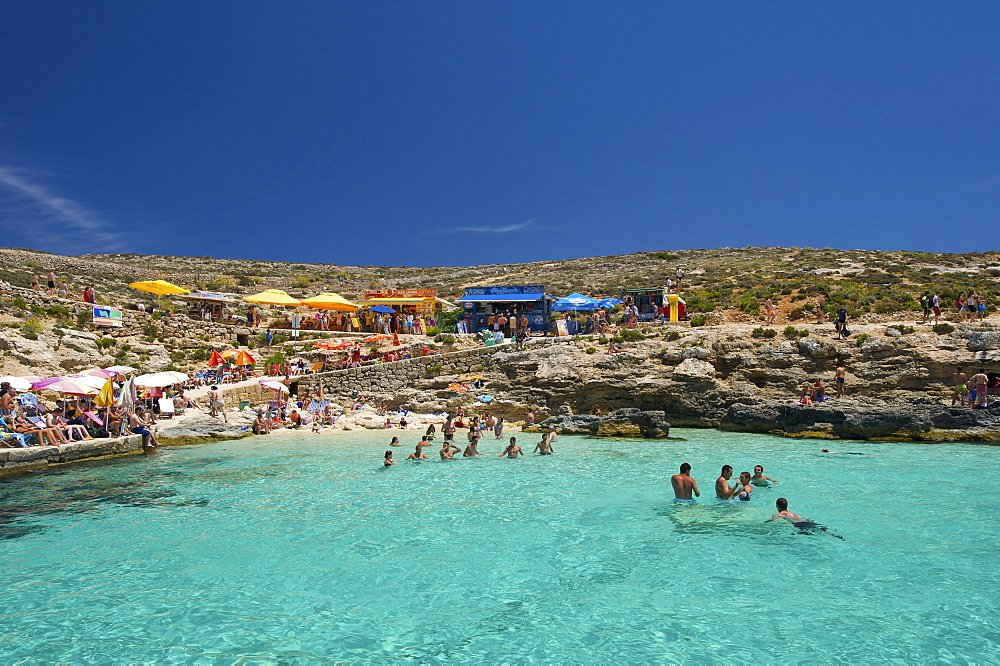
[672,358,715,382]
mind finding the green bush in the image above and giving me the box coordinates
[427,363,444,376]
[855,333,870,347]
[888,324,914,335]
[665,331,681,341]
[689,314,708,327]
[621,328,646,342]
[10,295,27,310]
[751,327,777,338]
[932,323,955,335]
[95,337,117,349]
[782,326,809,339]
[20,317,42,340]
[426,326,441,336]
[585,347,597,354]
[440,334,456,344]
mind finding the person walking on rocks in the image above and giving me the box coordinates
[764,298,777,327]
[815,295,827,324]
[952,367,968,407]
[834,307,849,339]
[931,292,941,324]
[46,270,56,294]
[970,369,989,407]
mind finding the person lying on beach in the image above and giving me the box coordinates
[406,445,428,460]
[751,465,778,486]
[499,437,523,458]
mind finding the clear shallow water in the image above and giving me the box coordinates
[0,429,997,662]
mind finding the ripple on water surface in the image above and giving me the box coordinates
[0,429,997,661]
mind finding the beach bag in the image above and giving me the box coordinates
[841,327,851,337]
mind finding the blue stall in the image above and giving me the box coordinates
[455,286,554,334]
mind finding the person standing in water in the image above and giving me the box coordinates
[406,445,428,460]
[715,465,739,499]
[734,472,753,501]
[383,451,397,466]
[499,436,523,458]
[671,463,700,502]
[533,436,553,455]
[439,440,461,459]
[751,465,778,486]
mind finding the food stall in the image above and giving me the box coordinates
[177,292,240,323]
[455,286,555,334]
[620,286,686,322]
[357,290,455,328]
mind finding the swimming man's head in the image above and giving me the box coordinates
[776,497,788,512]
[754,465,764,475]
[680,462,691,474]
[721,465,733,476]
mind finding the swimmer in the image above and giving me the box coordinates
[715,465,739,499]
[463,439,481,457]
[533,437,553,455]
[417,435,432,448]
[768,497,844,539]
[670,462,700,501]
[735,472,753,501]
[822,448,872,455]
[383,450,396,466]
[545,427,558,445]
[499,436,523,458]
[439,441,460,459]
[389,436,400,447]
[406,445,428,460]
[751,465,778,486]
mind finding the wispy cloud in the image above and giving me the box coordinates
[453,218,536,234]
[0,165,123,250]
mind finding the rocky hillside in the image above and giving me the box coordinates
[2,245,998,325]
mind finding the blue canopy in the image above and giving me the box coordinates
[367,305,396,313]
[598,297,623,308]
[552,293,601,311]
[456,293,545,302]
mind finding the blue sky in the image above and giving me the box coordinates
[0,2,997,265]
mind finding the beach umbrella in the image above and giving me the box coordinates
[128,280,190,296]
[105,365,137,375]
[94,378,115,408]
[243,289,302,306]
[134,373,182,388]
[42,379,99,396]
[159,371,189,383]
[552,293,601,312]
[259,379,289,393]
[65,374,111,390]
[220,349,240,359]
[81,368,117,379]
[300,292,359,311]
[235,351,255,365]
[208,351,226,366]
[0,376,32,391]
[597,298,623,308]
[31,377,65,390]
[367,305,395,314]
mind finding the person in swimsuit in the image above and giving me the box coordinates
[443,416,456,441]
[952,368,968,406]
[406,445,428,460]
[499,437,522,458]
[533,437,553,455]
[969,369,989,407]
[751,465,778,486]
[715,465,739,499]
[494,416,504,439]
[439,441,460,459]
[764,298,776,327]
[671,462,700,501]
[424,424,436,440]
[735,472,753,501]
[822,448,872,455]
[769,498,843,539]
[389,436,400,447]
[384,450,397,466]
[834,364,846,398]
[463,431,481,457]
[207,386,227,423]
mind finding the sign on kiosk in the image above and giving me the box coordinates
[93,306,124,327]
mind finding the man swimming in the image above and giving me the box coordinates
[715,465,739,499]
[499,437,523,458]
[533,437,553,455]
[768,498,844,539]
[671,462,700,501]
[822,448,872,455]
[406,445,428,460]
[751,465,778,486]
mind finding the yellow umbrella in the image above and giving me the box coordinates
[299,292,360,311]
[128,280,190,295]
[94,378,115,408]
[219,349,240,359]
[243,289,302,306]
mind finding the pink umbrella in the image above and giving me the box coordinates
[42,379,99,396]
[31,377,65,390]
[81,368,116,379]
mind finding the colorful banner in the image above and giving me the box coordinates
[93,306,124,327]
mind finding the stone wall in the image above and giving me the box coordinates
[294,337,576,399]
[0,434,145,477]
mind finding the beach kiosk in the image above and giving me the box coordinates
[357,290,454,328]
[176,292,240,323]
[455,286,554,334]
[620,286,686,322]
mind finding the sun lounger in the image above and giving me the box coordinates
[158,398,175,419]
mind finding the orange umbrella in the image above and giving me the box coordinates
[235,351,255,365]
[220,349,240,359]
[208,351,226,366]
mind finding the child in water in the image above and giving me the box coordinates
[383,450,396,466]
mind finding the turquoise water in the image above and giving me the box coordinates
[0,429,997,662]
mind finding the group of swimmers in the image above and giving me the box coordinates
[383,428,558,466]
